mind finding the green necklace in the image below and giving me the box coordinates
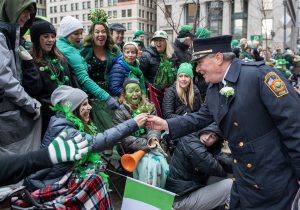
[39,58,69,86]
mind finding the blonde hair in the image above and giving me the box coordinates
[151,39,174,59]
[175,79,194,110]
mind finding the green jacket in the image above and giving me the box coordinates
[56,36,110,101]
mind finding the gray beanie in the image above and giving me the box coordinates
[60,16,83,37]
[51,85,88,112]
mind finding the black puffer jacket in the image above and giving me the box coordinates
[173,39,192,69]
[165,124,232,196]
[140,46,176,88]
[162,84,202,119]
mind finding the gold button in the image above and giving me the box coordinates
[246,163,252,168]
[253,184,259,189]
[233,122,239,127]
[232,177,236,181]
[239,142,244,147]
[233,159,237,163]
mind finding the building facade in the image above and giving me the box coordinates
[46,0,156,46]
[156,0,299,51]
[36,0,47,17]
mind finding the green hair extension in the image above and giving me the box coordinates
[89,8,109,24]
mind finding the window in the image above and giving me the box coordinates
[262,18,273,39]
[207,1,223,36]
[83,14,86,21]
[122,10,126,17]
[108,11,112,17]
[100,0,103,7]
[87,1,91,9]
[139,9,141,17]
[142,23,144,31]
[95,0,98,8]
[75,3,79,10]
[60,5,63,12]
[64,5,67,12]
[54,6,57,13]
[82,2,86,9]
[50,6,53,13]
[147,11,149,19]
[139,22,141,30]
[146,0,149,7]
[50,17,53,23]
[142,10,144,18]
[150,12,153,21]
[165,5,172,18]
[113,10,117,18]
[108,0,112,6]
[127,22,132,30]
[185,3,198,25]
[128,9,132,17]
[75,15,79,19]
[54,17,57,24]
[71,3,74,11]
[231,0,248,39]
[60,16,63,21]
[113,0,117,6]
[147,24,149,32]
[262,0,273,10]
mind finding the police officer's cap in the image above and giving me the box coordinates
[191,35,232,62]
[109,23,126,32]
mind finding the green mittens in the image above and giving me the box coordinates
[48,130,91,164]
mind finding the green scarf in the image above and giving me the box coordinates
[121,57,147,95]
[50,104,110,187]
[154,53,175,88]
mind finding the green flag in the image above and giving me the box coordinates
[121,177,176,210]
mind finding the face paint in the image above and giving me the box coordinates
[78,98,92,123]
[125,83,142,106]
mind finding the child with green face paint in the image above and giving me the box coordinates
[113,79,169,188]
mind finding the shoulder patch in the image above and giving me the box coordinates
[264,72,288,97]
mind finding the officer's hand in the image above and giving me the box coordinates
[146,115,168,131]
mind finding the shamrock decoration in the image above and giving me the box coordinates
[89,9,109,24]
[138,103,154,114]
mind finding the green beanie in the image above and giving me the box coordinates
[195,27,211,38]
[133,30,144,39]
[177,63,193,78]
[231,39,239,48]
[180,24,193,32]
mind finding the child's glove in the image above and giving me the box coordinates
[48,130,91,164]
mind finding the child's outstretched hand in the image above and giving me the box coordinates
[133,112,149,127]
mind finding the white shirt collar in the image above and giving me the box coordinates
[222,64,231,86]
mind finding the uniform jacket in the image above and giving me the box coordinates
[112,104,161,154]
[0,0,37,154]
[167,58,300,210]
[56,37,110,101]
[26,112,139,190]
[162,84,202,119]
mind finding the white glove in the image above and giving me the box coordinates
[18,45,32,61]
[48,130,91,164]
[32,98,41,120]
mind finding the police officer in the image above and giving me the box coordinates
[147,35,300,209]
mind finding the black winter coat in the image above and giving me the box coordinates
[139,46,176,89]
[165,132,230,196]
[162,84,202,119]
[172,39,192,69]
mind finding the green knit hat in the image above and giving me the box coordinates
[231,39,239,48]
[180,24,193,32]
[133,30,144,39]
[177,63,193,78]
[195,27,211,38]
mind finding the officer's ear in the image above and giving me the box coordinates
[215,52,224,65]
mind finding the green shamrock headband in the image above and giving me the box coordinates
[89,9,109,24]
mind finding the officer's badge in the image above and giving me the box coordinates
[264,72,288,97]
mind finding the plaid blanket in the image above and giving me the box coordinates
[14,172,113,210]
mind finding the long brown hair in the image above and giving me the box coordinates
[32,38,65,67]
[83,22,119,55]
